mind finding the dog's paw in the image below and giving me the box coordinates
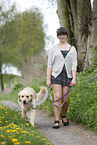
[29,121,34,127]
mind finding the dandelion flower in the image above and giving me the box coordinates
[45,106,48,108]
[1,142,5,144]
[21,131,28,133]
[42,138,46,141]
[11,130,17,133]
[30,134,34,136]
[6,130,10,133]
[14,142,20,144]
[25,141,31,144]
[26,123,30,126]
[12,138,18,142]
[47,143,51,145]
[1,135,4,138]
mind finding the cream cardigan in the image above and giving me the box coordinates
[47,45,77,78]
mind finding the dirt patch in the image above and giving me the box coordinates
[0,100,97,145]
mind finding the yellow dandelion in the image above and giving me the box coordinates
[72,108,74,109]
[26,123,30,126]
[14,142,20,145]
[45,106,48,108]
[79,99,81,101]
[25,141,31,144]
[2,116,4,118]
[8,136,12,138]
[30,134,34,136]
[11,130,17,133]
[5,112,8,114]
[42,138,47,141]
[21,131,28,133]
[21,124,23,126]
[47,142,51,145]
[1,135,4,138]
[37,136,40,137]
[16,128,20,130]
[16,132,19,134]
[14,124,17,127]
[33,131,35,133]
[6,130,10,133]
[0,121,2,123]
[71,101,73,102]
[1,107,4,109]
[70,97,73,99]
[67,110,69,112]
[12,138,18,142]
[1,142,5,144]
[6,121,8,122]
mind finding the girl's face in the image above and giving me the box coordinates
[58,33,67,43]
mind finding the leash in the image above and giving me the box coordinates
[49,87,71,108]
[32,87,71,109]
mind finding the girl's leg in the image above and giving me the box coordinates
[61,86,70,122]
[52,84,62,126]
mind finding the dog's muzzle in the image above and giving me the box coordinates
[23,100,27,107]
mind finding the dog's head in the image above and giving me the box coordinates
[18,87,36,109]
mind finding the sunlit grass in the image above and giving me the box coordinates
[0,104,53,145]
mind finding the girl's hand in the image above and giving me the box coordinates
[70,79,76,86]
[46,80,51,88]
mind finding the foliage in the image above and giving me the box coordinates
[0,6,46,68]
[0,104,53,145]
[0,1,46,90]
[13,83,23,90]
[68,68,97,133]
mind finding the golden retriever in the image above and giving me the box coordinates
[18,86,47,126]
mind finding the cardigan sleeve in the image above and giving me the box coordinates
[71,46,77,70]
[47,47,53,68]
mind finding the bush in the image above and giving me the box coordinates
[13,83,23,90]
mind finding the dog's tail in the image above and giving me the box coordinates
[36,86,47,106]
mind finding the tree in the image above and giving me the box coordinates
[0,3,46,90]
[0,2,18,91]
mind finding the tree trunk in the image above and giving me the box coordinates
[88,0,97,66]
[57,0,93,72]
[0,62,4,91]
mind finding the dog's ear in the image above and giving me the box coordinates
[30,95,34,102]
[18,95,22,103]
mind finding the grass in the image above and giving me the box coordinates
[0,104,53,145]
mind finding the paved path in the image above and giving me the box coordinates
[1,100,97,145]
